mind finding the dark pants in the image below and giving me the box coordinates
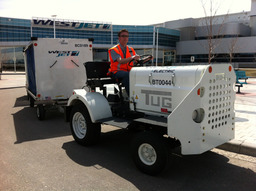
[112,71,130,96]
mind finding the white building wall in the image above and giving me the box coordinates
[177,36,256,55]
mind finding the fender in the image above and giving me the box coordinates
[68,89,112,123]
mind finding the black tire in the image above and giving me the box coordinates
[131,131,168,175]
[29,95,35,107]
[70,104,101,146]
[37,104,45,120]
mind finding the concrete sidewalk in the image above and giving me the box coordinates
[0,72,256,157]
[218,77,256,157]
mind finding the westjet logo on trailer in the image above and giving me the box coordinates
[48,51,80,57]
[33,19,111,30]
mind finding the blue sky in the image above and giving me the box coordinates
[0,0,252,25]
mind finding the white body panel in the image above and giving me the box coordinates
[130,64,236,155]
[68,89,112,123]
[130,65,207,115]
[24,38,92,101]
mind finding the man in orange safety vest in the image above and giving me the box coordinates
[108,29,140,96]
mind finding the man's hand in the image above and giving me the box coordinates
[132,54,140,61]
[117,54,140,64]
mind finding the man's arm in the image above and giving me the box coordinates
[110,49,140,64]
[117,55,140,64]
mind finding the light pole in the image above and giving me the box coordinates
[51,15,57,39]
[156,28,159,66]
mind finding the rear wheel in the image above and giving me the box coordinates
[29,95,35,107]
[37,104,45,120]
[70,104,101,146]
[131,131,168,175]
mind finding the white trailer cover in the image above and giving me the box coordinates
[24,38,92,101]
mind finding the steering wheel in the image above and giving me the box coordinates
[128,54,153,67]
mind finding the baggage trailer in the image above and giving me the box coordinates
[24,38,93,120]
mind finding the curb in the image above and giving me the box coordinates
[0,73,25,75]
[218,140,256,157]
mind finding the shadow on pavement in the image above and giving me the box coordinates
[236,109,256,115]
[62,129,256,191]
[12,96,70,144]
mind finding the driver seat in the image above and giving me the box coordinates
[84,61,123,98]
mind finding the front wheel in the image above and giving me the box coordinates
[131,131,168,175]
[70,104,101,146]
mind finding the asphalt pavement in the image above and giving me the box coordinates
[0,72,256,157]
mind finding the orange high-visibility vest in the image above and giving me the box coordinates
[108,44,136,74]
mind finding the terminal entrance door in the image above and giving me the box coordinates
[163,50,176,66]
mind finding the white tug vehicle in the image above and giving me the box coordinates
[66,56,236,175]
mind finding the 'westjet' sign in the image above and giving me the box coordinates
[32,18,111,30]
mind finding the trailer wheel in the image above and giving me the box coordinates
[29,95,35,107]
[131,131,168,175]
[70,104,101,146]
[37,104,45,120]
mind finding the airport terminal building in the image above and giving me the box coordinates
[156,0,256,68]
[1,0,256,71]
[0,17,180,70]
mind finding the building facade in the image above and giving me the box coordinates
[2,0,256,71]
[0,17,180,71]
[157,0,256,68]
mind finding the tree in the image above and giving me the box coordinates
[199,0,229,64]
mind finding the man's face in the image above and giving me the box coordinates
[118,32,129,46]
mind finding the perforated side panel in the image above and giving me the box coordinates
[168,64,236,155]
[207,76,234,132]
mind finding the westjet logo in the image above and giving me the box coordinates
[33,19,111,30]
[48,51,79,57]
